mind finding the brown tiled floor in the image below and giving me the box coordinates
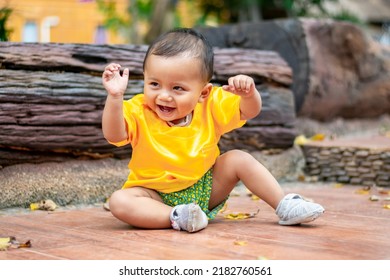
[1,183,390,260]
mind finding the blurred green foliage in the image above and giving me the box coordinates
[0,6,12,41]
[97,0,361,43]
[196,0,338,23]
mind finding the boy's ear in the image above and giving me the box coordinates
[198,83,213,103]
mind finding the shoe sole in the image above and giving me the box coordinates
[278,208,325,226]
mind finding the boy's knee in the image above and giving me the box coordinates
[224,149,253,162]
[108,190,119,210]
[108,189,131,216]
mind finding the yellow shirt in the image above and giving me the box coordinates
[111,86,246,193]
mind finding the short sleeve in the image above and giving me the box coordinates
[209,87,246,135]
[107,97,140,147]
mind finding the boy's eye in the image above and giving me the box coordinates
[173,86,184,91]
[150,82,159,87]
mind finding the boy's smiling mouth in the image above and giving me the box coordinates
[158,105,175,113]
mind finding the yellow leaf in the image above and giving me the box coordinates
[383,204,390,209]
[0,237,13,243]
[0,243,9,251]
[246,190,261,200]
[355,187,371,195]
[294,135,309,145]
[333,183,344,188]
[0,236,31,250]
[310,133,325,141]
[224,209,260,220]
[0,236,15,251]
[30,203,40,211]
[0,238,11,251]
[234,240,248,246]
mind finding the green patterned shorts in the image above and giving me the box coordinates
[158,169,228,220]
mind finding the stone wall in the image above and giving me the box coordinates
[301,137,390,187]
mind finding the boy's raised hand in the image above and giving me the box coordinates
[222,74,256,98]
[102,63,129,97]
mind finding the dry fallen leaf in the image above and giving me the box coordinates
[310,133,326,141]
[333,183,344,188]
[30,199,57,211]
[383,204,390,210]
[0,236,14,251]
[297,174,306,181]
[378,189,390,195]
[294,133,325,146]
[30,203,40,211]
[17,240,32,248]
[234,240,248,246]
[294,135,309,145]
[0,236,31,251]
[369,195,380,201]
[245,189,261,200]
[224,209,260,220]
[355,186,371,195]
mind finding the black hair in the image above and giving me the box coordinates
[143,28,214,82]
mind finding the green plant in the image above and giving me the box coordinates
[0,6,12,41]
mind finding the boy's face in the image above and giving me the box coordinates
[143,54,211,124]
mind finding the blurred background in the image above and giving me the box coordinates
[1,0,389,45]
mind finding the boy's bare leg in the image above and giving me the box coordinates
[109,187,172,229]
[209,149,284,210]
[210,149,324,225]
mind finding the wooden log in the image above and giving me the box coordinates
[196,20,309,112]
[0,43,292,85]
[220,126,296,152]
[213,48,292,86]
[0,43,295,167]
[0,43,148,77]
[299,19,390,120]
[247,84,295,127]
[196,19,390,120]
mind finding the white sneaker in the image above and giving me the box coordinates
[170,203,208,233]
[276,193,324,225]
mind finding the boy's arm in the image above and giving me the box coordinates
[222,75,262,120]
[102,63,130,143]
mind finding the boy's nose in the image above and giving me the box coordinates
[158,91,173,102]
